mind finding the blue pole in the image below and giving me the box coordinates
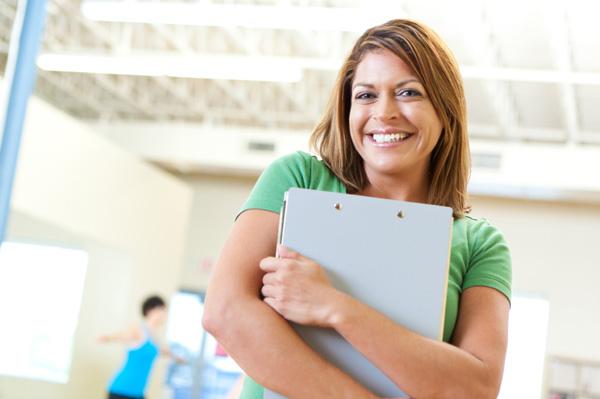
[0,0,47,244]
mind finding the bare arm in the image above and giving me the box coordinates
[261,248,510,399]
[330,287,509,399]
[202,210,378,398]
[98,325,142,345]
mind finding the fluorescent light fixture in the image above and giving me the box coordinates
[37,53,305,82]
[37,51,600,87]
[81,1,398,32]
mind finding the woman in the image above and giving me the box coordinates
[100,295,182,399]
[203,19,511,399]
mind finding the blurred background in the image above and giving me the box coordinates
[0,0,599,398]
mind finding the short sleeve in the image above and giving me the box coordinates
[463,220,512,302]
[237,151,311,218]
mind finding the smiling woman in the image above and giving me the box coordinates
[310,19,469,216]
[203,19,511,399]
[348,50,443,203]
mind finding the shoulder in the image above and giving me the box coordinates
[258,151,313,187]
[451,215,512,276]
[254,150,337,191]
[453,215,507,249]
[238,151,343,217]
[281,150,317,164]
[238,152,318,216]
[268,151,328,179]
[123,324,144,343]
[272,150,313,167]
[454,215,512,300]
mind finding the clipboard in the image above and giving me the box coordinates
[265,188,453,398]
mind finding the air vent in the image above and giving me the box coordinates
[472,152,502,169]
[247,140,276,152]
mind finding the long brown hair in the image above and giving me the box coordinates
[309,19,470,217]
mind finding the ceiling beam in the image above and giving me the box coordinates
[93,74,156,118]
[37,72,104,115]
[147,23,271,124]
[216,26,314,118]
[475,5,518,139]
[548,0,579,144]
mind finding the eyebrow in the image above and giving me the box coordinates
[352,78,420,91]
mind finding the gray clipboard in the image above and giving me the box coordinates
[265,188,453,398]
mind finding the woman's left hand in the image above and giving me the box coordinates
[259,245,345,327]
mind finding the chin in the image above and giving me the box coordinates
[367,161,407,175]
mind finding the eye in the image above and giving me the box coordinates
[397,88,422,97]
[355,91,376,101]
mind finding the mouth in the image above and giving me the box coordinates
[366,132,414,145]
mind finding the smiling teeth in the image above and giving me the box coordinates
[372,133,409,143]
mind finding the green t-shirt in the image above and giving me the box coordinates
[237,151,512,399]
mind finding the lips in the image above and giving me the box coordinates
[365,128,414,145]
[371,132,412,143]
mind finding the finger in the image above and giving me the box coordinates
[277,245,300,259]
[262,272,277,286]
[261,284,277,299]
[259,257,279,272]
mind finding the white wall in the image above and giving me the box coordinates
[0,97,193,399]
[469,196,600,361]
[94,122,600,204]
[181,173,600,365]
[180,174,256,291]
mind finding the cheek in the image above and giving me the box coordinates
[406,104,442,136]
[348,110,364,150]
[429,118,443,146]
[349,105,368,133]
[348,108,357,134]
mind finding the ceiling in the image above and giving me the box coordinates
[1,0,600,147]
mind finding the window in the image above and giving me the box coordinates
[164,290,242,399]
[498,295,550,399]
[165,291,205,355]
[0,242,88,383]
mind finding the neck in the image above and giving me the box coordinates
[360,167,430,203]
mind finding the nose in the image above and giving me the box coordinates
[373,94,399,121]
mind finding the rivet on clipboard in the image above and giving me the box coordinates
[334,202,343,211]
[397,210,404,219]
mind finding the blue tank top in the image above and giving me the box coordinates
[108,326,160,397]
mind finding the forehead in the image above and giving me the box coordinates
[353,49,416,84]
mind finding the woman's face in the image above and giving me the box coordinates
[349,49,442,181]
